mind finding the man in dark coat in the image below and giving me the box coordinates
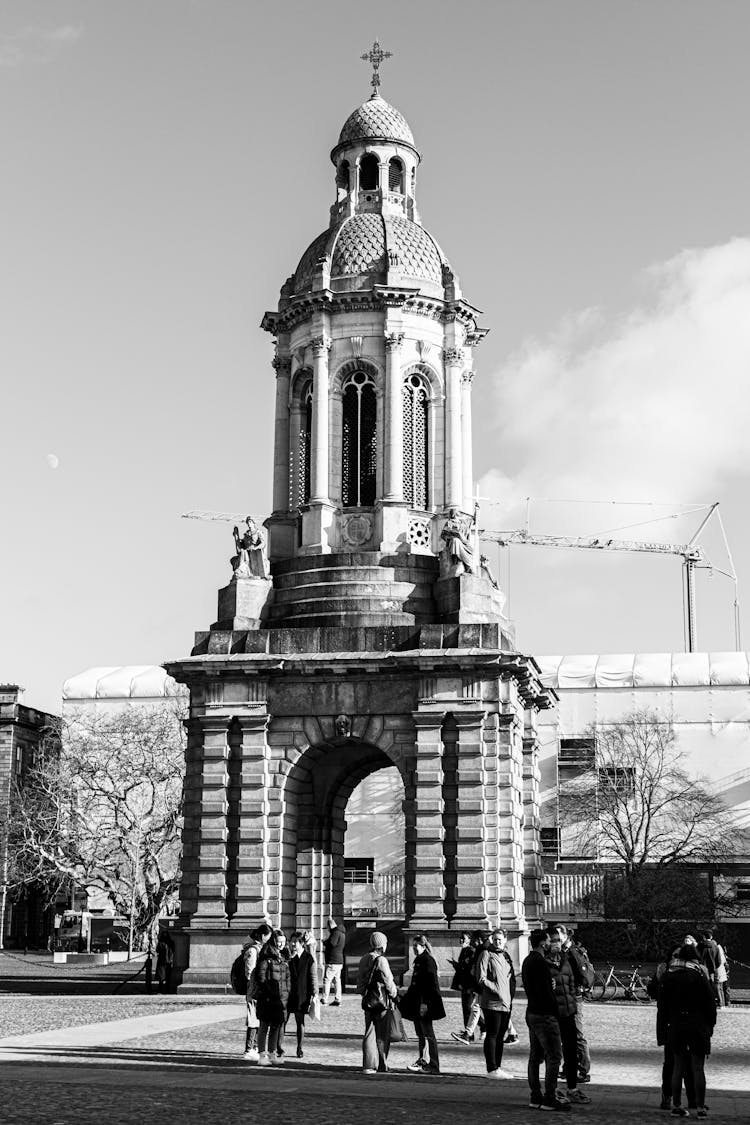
[522,929,569,1112]
[658,944,716,1117]
[550,923,592,1084]
[322,916,345,1006]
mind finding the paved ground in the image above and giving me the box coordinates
[0,993,747,1124]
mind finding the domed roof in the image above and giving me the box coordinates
[335,94,416,152]
[293,214,448,292]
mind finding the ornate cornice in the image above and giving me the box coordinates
[262,289,486,338]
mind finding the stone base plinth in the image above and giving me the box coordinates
[435,572,513,636]
[214,577,272,629]
[175,924,250,992]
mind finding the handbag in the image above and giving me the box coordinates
[386,1001,408,1043]
[311,995,322,1021]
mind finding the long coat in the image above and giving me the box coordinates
[288,949,318,1015]
[399,951,446,1023]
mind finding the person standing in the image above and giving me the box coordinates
[550,923,592,1084]
[451,930,485,1045]
[255,929,291,1066]
[658,943,717,1118]
[522,929,568,1112]
[715,939,730,1007]
[475,929,516,1079]
[400,934,446,1075]
[357,930,398,1074]
[545,934,591,1104]
[698,929,720,1005]
[241,922,272,1062]
[322,916,345,1006]
[287,931,319,1058]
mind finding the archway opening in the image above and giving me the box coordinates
[343,766,405,922]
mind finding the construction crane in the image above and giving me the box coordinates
[479,501,740,653]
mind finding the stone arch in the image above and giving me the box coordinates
[402,360,443,399]
[276,734,411,943]
[330,357,382,396]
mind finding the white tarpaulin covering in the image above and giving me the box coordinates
[63,665,177,700]
[539,653,750,689]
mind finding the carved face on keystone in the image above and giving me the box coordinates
[334,714,351,738]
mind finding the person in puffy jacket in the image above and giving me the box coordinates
[546,935,591,1104]
[255,929,291,1065]
[400,934,446,1074]
[475,928,516,1079]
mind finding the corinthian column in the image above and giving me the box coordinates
[272,355,292,513]
[461,369,474,511]
[384,332,404,502]
[310,335,332,503]
[444,347,464,508]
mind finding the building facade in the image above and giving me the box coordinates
[165,76,554,984]
[0,684,59,948]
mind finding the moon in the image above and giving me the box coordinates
[46,453,59,469]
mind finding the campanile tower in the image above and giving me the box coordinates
[168,47,553,985]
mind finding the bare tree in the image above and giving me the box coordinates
[3,697,186,948]
[559,710,736,875]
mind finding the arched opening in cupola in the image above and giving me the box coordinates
[359,153,379,192]
[388,157,404,193]
[337,159,350,196]
[402,373,429,509]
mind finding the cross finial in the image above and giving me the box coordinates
[361,38,392,96]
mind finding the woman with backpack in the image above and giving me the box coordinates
[240,922,272,1062]
[400,934,446,1075]
[255,928,292,1065]
[357,930,398,1074]
[287,930,319,1058]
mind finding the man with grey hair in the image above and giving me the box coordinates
[322,916,345,1006]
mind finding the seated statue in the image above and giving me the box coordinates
[439,507,476,577]
[232,516,270,580]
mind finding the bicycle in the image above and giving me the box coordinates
[590,964,651,1001]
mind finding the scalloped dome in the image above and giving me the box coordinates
[336,94,415,150]
[293,214,448,292]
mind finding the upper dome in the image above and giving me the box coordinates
[293,213,448,293]
[334,93,416,153]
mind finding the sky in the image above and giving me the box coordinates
[2,0,750,714]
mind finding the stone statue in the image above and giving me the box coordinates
[439,508,476,577]
[232,517,270,580]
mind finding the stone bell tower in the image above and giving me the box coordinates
[166,44,553,986]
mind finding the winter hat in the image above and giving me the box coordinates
[370,931,387,951]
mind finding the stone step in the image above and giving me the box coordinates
[267,594,436,621]
[273,566,398,589]
[271,551,439,576]
[265,610,420,628]
[271,579,433,606]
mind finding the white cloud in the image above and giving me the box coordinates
[480,239,750,529]
[0,25,83,67]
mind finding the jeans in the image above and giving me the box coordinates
[464,991,482,1035]
[413,1016,440,1070]
[482,1008,511,1073]
[526,1012,563,1101]
[362,1009,391,1072]
[574,997,590,1078]
[672,1050,706,1110]
[323,963,342,1003]
[258,1020,281,1056]
[558,1013,580,1089]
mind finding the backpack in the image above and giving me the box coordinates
[230,949,248,995]
[361,956,387,1017]
[570,943,595,991]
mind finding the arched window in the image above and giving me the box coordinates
[359,153,379,192]
[297,383,312,506]
[388,157,404,193]
[337,159,350,193]
[341,371,377,507]
[402,373,429,508]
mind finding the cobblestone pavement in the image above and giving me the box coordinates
[0,995,747,1124]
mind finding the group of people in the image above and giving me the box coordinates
[239,916,729,1114]
[240,916,345,1064]
[649,928,728,1117]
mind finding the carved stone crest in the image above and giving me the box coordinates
[341,513,372,547]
